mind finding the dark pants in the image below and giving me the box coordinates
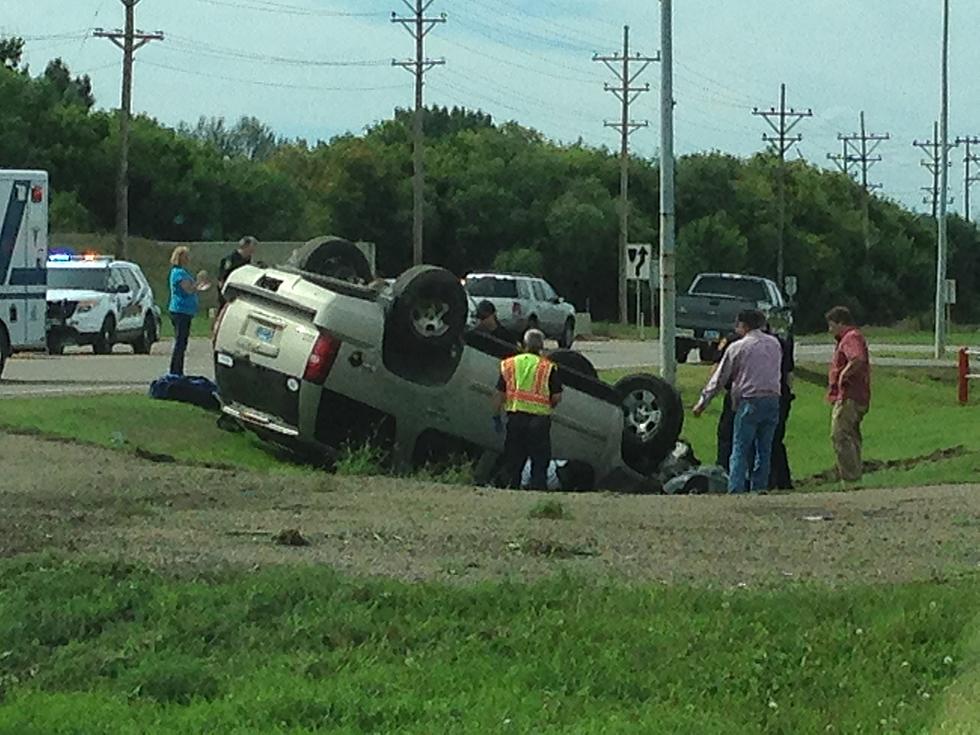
[502,412,552,490]
[169,312,193,376]
[717,392,794,489]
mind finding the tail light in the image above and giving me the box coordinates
[303,332,342,384]
[212,303,229,346]
[512,301,522,316]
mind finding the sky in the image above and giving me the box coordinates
[2,0,976,215]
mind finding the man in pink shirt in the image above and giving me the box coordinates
[825,305,871,483]
[693,309,782,493]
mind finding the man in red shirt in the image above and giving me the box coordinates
[825,306,871,483]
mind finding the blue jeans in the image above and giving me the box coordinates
[169,312,193,376]
[728,396,780,493]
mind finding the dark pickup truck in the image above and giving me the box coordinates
[675,272,792,362]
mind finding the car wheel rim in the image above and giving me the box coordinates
[622,389,662,443]
[410,300,451,338]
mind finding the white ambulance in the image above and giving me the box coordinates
[0,170,48,378]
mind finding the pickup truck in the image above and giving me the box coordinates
[675,272,792,362]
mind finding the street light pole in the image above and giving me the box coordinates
[935,0,950,358]
[659,0,676,386]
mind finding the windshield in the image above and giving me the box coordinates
[47,268,109,292]
[691,276,767,302]
[465,277,518,298]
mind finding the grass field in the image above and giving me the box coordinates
[0,556,976,734]
[1,366,977,492]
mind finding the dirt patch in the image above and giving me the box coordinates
[800,446,968,485]
[1,432,979,587]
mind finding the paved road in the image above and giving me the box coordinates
[0,338,958,398]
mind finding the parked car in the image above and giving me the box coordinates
[212,240,683,489]
[463,272,576,348]
[46,254,161,355]
[675,272,792,362]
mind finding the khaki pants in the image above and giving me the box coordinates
[831,399,869,482]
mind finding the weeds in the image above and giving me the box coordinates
[528,499,571,520]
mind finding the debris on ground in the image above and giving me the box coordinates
[274,528,310,547]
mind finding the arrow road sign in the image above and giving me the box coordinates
[626,242,653,281]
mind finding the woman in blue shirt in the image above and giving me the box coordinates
[168,246,210,375]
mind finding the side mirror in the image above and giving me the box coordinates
[116,284,131,294]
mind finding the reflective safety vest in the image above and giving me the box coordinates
[501,353,554,415]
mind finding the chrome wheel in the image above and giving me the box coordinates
[622,388,662,444]
[410,300,451,339]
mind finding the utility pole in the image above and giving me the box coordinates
[752,84,812,288]
[955,136,980,221]
[94,0,163,260]
[914,122,953,219]
[392,0,445,266]
[658,0,676,386]
[935,0,951,358]
[831,112,889,249]
[594,26,658,325]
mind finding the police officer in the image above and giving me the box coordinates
[474,300,518,346]
[217,236,258,307]
[492,329,563,490]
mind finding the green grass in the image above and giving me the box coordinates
[587,320,659,341]
[601,364,980,491]
[0,556,977,734]
[0,394,312,474]
[527,499,570,520]
[798,324,980,346]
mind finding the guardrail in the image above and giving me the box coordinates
[958,347,980,404]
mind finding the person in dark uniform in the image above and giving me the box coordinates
[492,329,563,490]
[715,326,795,489]
[475,300,518,346]
[217,236,258,307]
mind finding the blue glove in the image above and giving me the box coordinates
[492,415,504,434]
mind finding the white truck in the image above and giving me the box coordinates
[0,170,48,378]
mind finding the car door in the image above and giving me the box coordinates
[108,267,138,333]
[121,267,148,328]
[530,280,555,336]
[539,280,565,336]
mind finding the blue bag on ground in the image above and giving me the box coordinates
[149,374,221,411]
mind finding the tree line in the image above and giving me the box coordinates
[1,38,978,332]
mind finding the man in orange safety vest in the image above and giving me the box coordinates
[492,329,563,490]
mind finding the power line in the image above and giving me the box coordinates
[392,0,446,267]
[189,0,383,16]
[165,34,389,66]
[830,111,889,250]
[752,83,812,286]
[594,25,658,325]
[140,59,402,92]
[94,0,164,260]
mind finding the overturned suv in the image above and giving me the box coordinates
[213,237,684,490]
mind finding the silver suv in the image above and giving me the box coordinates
[212,239,683,490]
[464,272,576,348]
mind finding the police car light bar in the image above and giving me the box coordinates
[47,252,115,263]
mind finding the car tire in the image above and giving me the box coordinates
[286,236,373,283]
[527,315,540,332]
[675,338,691,363]
[389,265,468,351]
[46,334,65,356]
[133,314,157,355]
[546,348,598,380]
[557,318,575,349]
[93,316,116,355]
[699,344,720,363]
[614,373,684,475]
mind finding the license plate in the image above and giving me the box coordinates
[256,325,275,343]
[704,330,720,340]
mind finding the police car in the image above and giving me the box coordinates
[46,253,161,355]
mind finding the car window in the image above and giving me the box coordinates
[531,281,547,301]
[691,276,767,302]
[541,281,558,301]
[107,269,127,291]
[465,277,517,298]
[47,267,109,292]
[516,279,532,299]
[119,268,141,292]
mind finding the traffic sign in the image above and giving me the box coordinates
[626,243,653,281]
